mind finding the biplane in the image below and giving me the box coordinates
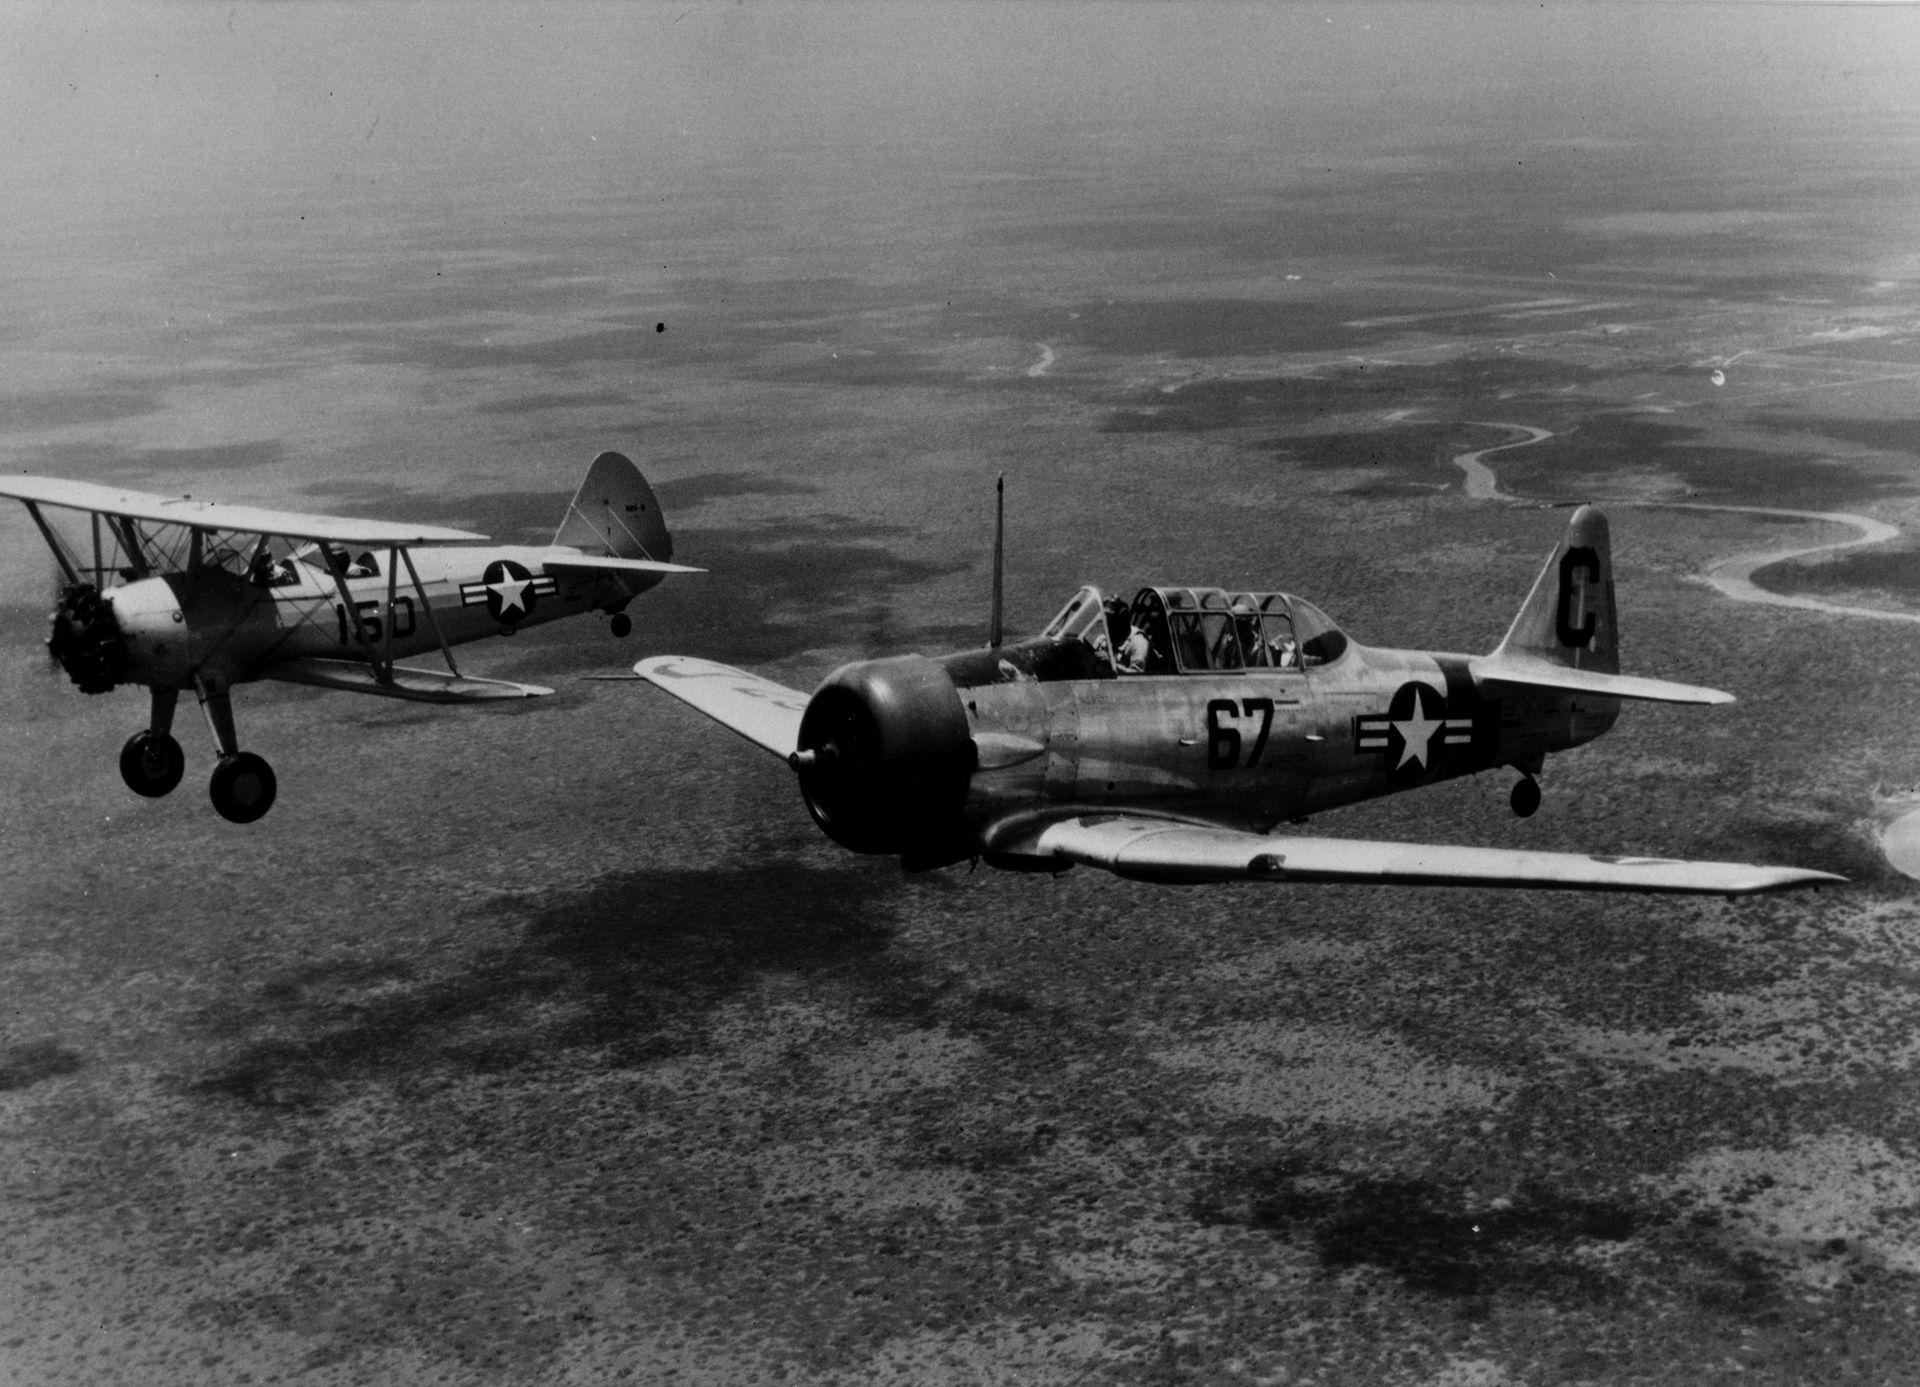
[3,450,696,822]
[639,498,1841,895]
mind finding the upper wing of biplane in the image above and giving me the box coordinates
[0,475,485,546]
[991,815,1844,895]
[635,655,808,758]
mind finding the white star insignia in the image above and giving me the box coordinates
[1392,699,1443,770]
[487,572,532,615]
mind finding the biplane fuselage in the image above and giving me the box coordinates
[5,450,692,821]
[104,543,652,691]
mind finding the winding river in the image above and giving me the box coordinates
[1452,421,1919,876]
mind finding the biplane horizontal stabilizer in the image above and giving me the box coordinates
[262,658,552,702]
[540,552,705,577]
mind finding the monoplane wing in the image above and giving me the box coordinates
[262,657,552,702]
[0,476,485,546]
[992,815,1843,894]
[540,551,706,577]
[635,655,809,758]
[1469,656,1734,706]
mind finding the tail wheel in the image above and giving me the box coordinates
[119,731,186,799]
[1510,777,1542,819]
[209,752,277,824]
[609,612,633,638]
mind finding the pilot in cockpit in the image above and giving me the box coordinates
[1104,598,1131,657]
[249,547,298,588]
[1234,608,1267,668]
[1117,612,1152,674]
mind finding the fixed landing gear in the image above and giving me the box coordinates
[120,730,185,798]
[196,678,278,824]
[121,686,185,798]
[117,683,281,822]
[1510,776,1542,819]
[209,752,277,824]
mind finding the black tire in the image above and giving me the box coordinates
[609,611,633,638]
[1510,777,1542,819]
[120,731,186,799]
[209,753,277,824]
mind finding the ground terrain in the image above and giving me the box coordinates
[6,4,1920,1384]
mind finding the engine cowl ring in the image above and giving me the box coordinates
[47,584,126,694]
[795,656,974,856]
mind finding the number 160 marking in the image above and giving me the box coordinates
[1206,697,1275,770]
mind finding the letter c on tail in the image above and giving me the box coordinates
[1557,546,1600,648]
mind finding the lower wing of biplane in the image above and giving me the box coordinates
[634,656,1843,896]
[1,460,693,823]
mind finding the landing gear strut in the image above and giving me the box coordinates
[197,678,278,823]
[1510,776,1541,819]
[120,687,185,798]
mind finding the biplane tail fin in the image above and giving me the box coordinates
[553,451,673,563]
[1489,504,1618,674]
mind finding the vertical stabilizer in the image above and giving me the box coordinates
[1490,505,1618,673]
[553,451,672,562]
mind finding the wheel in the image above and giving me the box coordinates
[609,611,633,638]
[209,752,277,824]
[1510,777,1541,819]
[119,731,185,798]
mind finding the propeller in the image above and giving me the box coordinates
[46,578,124,693]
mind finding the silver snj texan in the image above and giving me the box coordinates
[1,451,696,822]
[640,502,1839,894]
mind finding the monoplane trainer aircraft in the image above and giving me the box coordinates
[639,504,1839,894]
[3,450,696,822]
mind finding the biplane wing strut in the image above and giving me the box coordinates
[0,472,574,822]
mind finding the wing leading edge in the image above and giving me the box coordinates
[1469,656,1734,706]
[0,475,485,546]
[997,816,1843,895]
[635,655,809,758]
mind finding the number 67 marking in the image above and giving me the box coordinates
[1206,697,1275,769]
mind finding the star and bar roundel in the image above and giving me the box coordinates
[1353,680,1479,781]
[460,559,558,625]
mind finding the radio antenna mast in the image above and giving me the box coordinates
[988,475,1005,650]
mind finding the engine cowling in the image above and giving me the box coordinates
[793,655,975,856]
[47,584,125,693]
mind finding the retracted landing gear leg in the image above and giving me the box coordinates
[120,685,186,798]
[197,679,277,823]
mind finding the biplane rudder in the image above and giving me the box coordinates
[554,451,673,563]
[1489,504,1618,675]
